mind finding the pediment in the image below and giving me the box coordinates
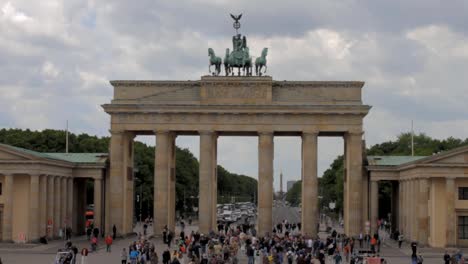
[420,145,468,165]
[0,145,41,161]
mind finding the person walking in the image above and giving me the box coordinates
[443,251,451,264]
[398,233,404,248]
[105,234,113,252]
[163,248,171,264]
[121,248,128,264]
[246,243,255,264]
[113,225,117,240]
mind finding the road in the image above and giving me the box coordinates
[273,202,301,224]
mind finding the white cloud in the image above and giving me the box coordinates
[41,61,60,79]
[1,2,31,23]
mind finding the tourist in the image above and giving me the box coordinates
[121,248,128,264]
[444,251,451,264]
[90,236,97,252]
[398,232,404,248]
[129,247,140,264]
[162,248,171,264]
[411,241,418,256]
[105,234,113,252]
[333,251,342,264]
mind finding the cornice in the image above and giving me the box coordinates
[273,81,365,89]
[102,104,371,115]
[110,80,200,87]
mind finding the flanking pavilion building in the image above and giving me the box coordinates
[366,145,468,248]
[0,143,107,243]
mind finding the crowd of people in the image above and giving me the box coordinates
[116,219,389,264]
[54,218,468,264]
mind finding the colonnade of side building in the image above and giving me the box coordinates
[108,129,365,238]
[2,174,74,242]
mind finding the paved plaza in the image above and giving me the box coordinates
[0,207,462,264]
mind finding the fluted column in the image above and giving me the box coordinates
[370,180,379,234]
[2,174,14,241]
[94,178,103,232]
[167,133,177,232]
[54,176,61,237]
[301,131,318,236]
[47,175,55,238]
[258,131,274,236]
[67,178,73,233]
[199,131,217,234]
[154,131,170,235]
[397,181,403,232]
[344,131,363,236]
[418,178,429,245]
[61,177,67,232]
[446,177,456,246]
[29,174,40,241]
[211,135,218,231]
[39,175,47,237]
[412,179,419,241]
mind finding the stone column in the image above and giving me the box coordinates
[370,180,379,234]
[446,177,456,246]
[211,135,218,231]
[94,178,103,232]
[47,175,55,238]
[67,178,73,233]
[39,175,47,237]
[392,181,399,232]
[344,132,363,236]
[408,180,413,240]
[54,176,61,237]
[167,133,177,232]
[199,131,217,234]
[418,178,429,245]
[398,180,404,233]
[258,132,274,236]
[2,174,14,241]
[412,179,419,241]
[154,131,170,235]
[61,177,67,232]
[109,130,134,236]
[29,174,40,241]
[301,131,318,236]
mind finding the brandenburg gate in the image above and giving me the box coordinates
[102,76,371,237]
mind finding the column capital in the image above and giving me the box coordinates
[302,130,319,136]
[109,129,125,135]
[199,130,216,136]
[347,130,364,136]
[154,130,170,135]
[258,131,274,136]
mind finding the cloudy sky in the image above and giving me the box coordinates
[1,0,467,190]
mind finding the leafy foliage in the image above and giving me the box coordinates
[0,128,257,219]
[285,180,301,206]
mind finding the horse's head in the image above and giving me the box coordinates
[262,48,268,57]
[208,48,214,56]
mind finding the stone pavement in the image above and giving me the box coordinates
[0,223,464,264]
